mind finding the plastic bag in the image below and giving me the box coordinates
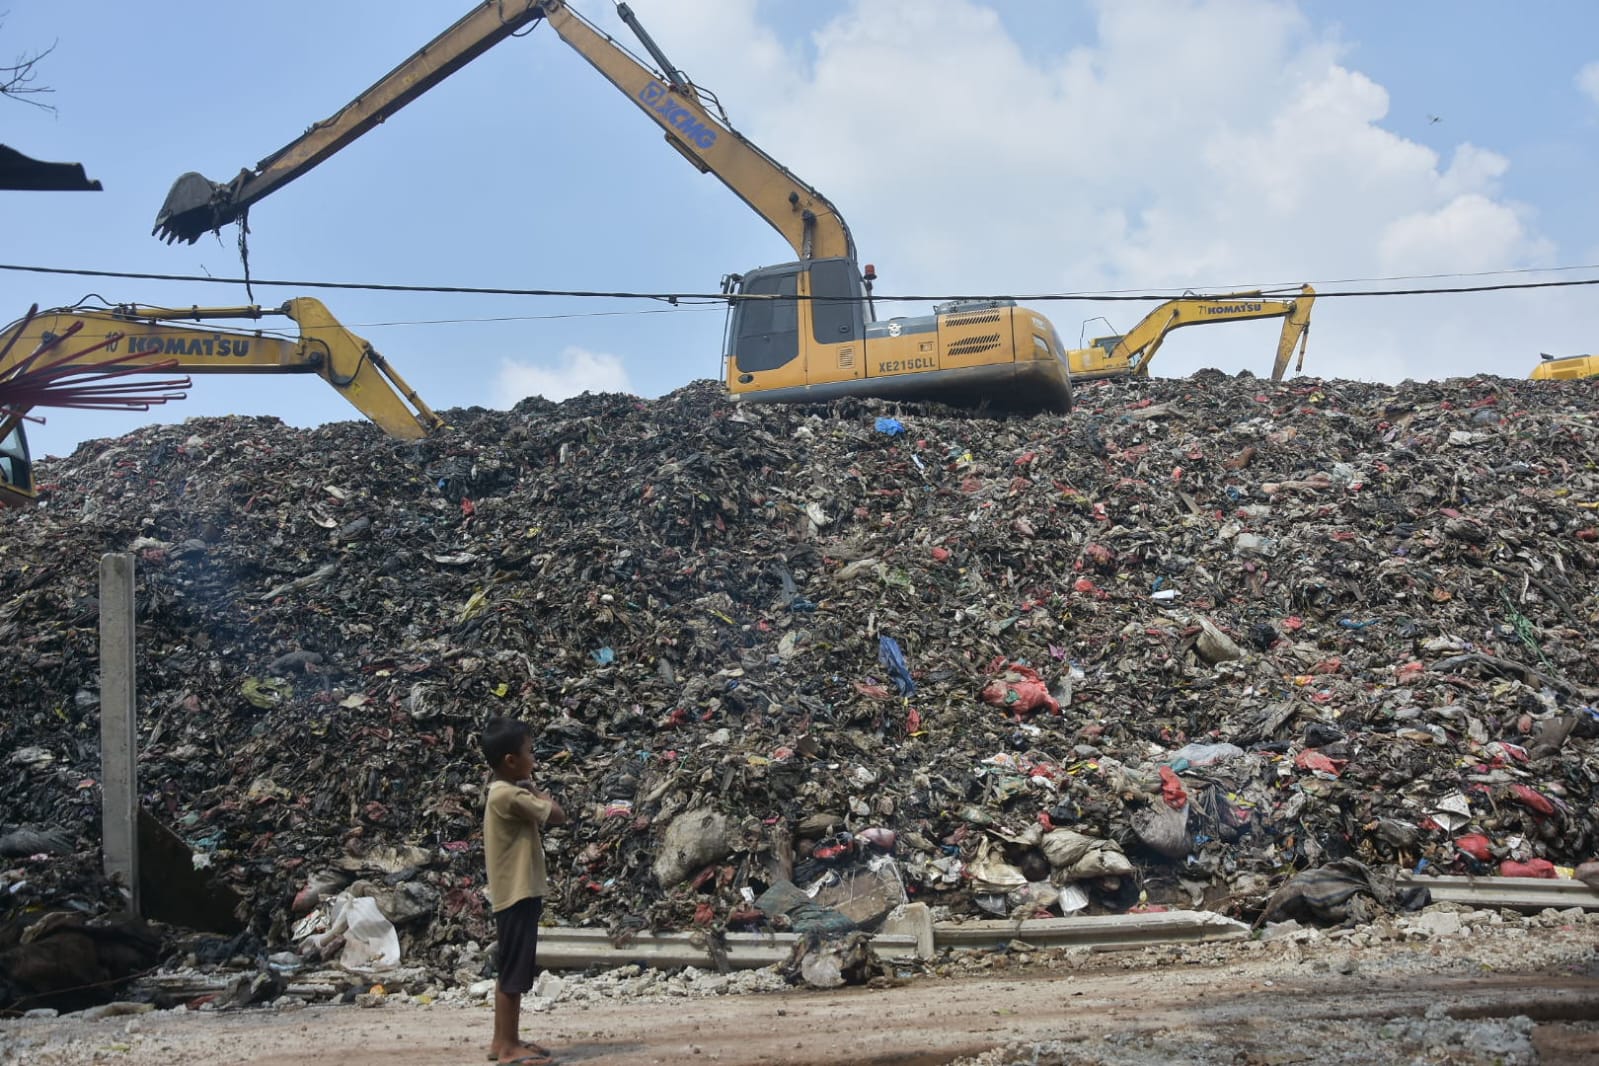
[877,636,916,697]
[1133,800,1191,859]
[1169,742,1244,768]
[1039,829,1133,878]
[301,893,400,972]
[980,662,1059,717]
[968,838,1028,892]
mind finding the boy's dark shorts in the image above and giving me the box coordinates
[494,895,543,995]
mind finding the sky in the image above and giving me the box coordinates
[5,0,1598,463]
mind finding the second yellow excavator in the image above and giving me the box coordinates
[0,298,444,509]
[1067,286,1315,382]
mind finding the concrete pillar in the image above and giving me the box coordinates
[99,552,139,913]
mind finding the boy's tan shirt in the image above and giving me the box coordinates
[483,780,554,910]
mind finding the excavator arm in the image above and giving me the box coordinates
[0,297,443,508]
[154,1,548,244]
[1068,285,1315,382]
[154,1,853,262]
[1268,286,1315,382]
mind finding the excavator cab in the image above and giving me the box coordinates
[0,419,34,509]
[725,257,865,387]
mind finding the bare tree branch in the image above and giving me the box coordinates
[1,15,57,113]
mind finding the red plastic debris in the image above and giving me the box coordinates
[1499,858,1558,879]
[1159,766,1188,809]
[1294,749,1346,777]
[1510,784,1556,817]
[980,662,1061,717]
[1454,834,1492,861]
[1072,577,1109,600]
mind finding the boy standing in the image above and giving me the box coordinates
[480,717,567,1066]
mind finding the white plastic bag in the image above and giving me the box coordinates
[300,892,401,972]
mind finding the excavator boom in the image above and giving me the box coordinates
[155,1,547,244]
[154,1,852,262]
[151,1,1070,413]
[0,298,443,508]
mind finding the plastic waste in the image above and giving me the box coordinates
[980,661,1059,717]
[1498,858,1558,879]
[301,893,400,971]
[1169,742,1245,767]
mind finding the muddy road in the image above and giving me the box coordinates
[5,917,1598,1065]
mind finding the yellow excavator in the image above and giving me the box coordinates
[151,0,1075,413]
[0,298,444,509]
[1067,286,1315,382]
[1530,353,1598,381]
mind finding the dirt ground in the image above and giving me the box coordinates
[5,915,1598,1066]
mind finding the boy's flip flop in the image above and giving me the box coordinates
[488,1045,552,1063]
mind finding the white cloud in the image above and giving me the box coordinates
[604,1,1584,384]
[1379,194,1545,274]
[1579,61,1599,107]
[495,347,632,404]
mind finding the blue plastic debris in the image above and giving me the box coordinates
[591,647,616,665]
[877,635,916,696]
[874,417,905,436]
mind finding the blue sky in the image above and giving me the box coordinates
[6,0,1598,463]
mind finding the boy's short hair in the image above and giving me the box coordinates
[480,716,534,768]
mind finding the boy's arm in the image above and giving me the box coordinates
[528,787,568,828]
[504,784,566,828]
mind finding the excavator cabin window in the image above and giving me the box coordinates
[808,258,865,346]
[730,268,800,373]
[0,422,31,495]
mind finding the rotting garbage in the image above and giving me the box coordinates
[3,372,1598,1010]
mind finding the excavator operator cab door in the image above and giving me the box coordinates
[724,257,866,400]
[0,419,35,508]
[726,266,802,384]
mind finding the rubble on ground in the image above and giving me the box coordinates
[3,371,1597,1008]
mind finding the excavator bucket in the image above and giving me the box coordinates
[153,171,233,245]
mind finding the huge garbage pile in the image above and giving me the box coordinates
[3,371,1597,989]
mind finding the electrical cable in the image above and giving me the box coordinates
[3,261,1599,305]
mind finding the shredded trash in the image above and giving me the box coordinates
[3,371,1597,1009]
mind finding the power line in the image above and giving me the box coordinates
[3,261,1599,304]
[350,307,722,328]
[1067,262,1599,297]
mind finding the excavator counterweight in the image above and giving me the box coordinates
[1530,353,1598,381]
